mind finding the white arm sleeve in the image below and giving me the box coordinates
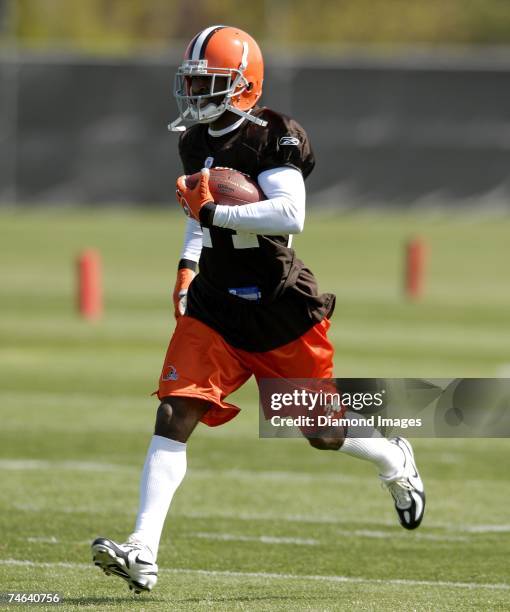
[179,217,203,262]
[211,166,306,235]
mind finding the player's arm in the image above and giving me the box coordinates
[173,218,202,319]
[174,131,204,319]
[202,166,305,235]
[200,114,313,235]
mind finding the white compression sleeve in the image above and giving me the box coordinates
[212,166,306,235]
[180,217,203,263]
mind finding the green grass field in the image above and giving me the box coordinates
[1,209,510,611]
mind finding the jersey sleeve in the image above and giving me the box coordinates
[257,112,315,179]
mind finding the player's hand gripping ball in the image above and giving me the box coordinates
[176,167,265,221]
[176,168,214,221]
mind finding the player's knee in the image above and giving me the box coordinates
[155,401,174,431]
[307,436,344,451]
[154,396,210,442]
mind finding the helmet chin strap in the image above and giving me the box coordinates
[168,104,267,132]
[225,104,268,127]
[190,102,220,122]
[168,99,224,132]
[168,107,190,132]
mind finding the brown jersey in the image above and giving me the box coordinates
[179,106,335,352]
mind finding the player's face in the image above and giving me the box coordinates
[187,75,229,107]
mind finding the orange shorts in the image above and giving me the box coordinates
[157,315,334,427]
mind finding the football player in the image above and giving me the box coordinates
[91,25,425,593]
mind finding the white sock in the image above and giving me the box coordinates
[338,412,404,478]
[131,435,187,559]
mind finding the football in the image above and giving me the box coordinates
[185,167,265,206]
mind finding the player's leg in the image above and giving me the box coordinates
[127,396,209,556]
[92,316,251,593]
[307,414,425,530]
[91,396,207,593]
[252,318,425,529]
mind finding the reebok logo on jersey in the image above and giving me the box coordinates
[279,136,300,146]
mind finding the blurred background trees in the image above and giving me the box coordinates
[3,0,510,52]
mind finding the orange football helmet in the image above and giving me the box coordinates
[169,25,267,131]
